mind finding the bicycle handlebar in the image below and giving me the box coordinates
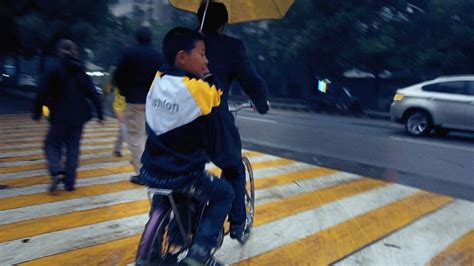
[228,102,253,113]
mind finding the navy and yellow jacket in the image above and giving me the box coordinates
[141,65,223,180]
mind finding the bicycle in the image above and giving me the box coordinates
[135,103,255,265]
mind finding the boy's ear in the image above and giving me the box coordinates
[176,50,186,65]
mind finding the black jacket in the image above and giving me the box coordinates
[114,44,164,104]
[204,33,269,113]
[32,57,103,126]
[203,33,269,167]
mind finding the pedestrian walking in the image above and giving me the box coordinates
[103,66,127,157]
[114,26,164,184]
[32,39,104,194]
[196,2,270,241]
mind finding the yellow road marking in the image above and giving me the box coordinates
[0,152,262,186]
[428,230,474,266]
[1,165,134,188]
[238,191,453,265]
[0,128,118,142]
[255,178,385,226]
[20,235,140,266]
[0,132,119,149]
[17,173,369,265]
[0,200,149,242]
[0,147,121,163]
[0,181,141,211]
[0,155,132,175]
[0,141,118,153]
[207,158,295,176]
[255,167,337,190]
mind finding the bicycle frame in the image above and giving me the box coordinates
[147,188,203,248]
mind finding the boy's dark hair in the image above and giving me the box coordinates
[136,26,152,44]
[162,27,204,65]
[197,1,228,33]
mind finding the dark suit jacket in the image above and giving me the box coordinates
[204,33,268,113]
[204,33,269,167]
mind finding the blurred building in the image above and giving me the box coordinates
[110,0,173,24]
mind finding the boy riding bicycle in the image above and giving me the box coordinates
[140,27,233,266]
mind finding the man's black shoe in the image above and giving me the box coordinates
[48,175,64,195]
[230,221,251,244]
[130,175,145,185]
[64,186,75,192]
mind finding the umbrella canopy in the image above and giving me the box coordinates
[168,0,294,24]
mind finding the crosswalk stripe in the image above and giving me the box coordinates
[0,151,129,169]
[19,235,141,266]
[237,192,452,265]
[0,128,119,141]
[0,136,118,150]
[428,230,474,266]
[0,122,119,132]
[0,131,120,145]
[1,169,357,227]
[0,164,134,193]
[0,143,127,158]
[0,154,278,197]
[255,172,360,205]
[0,154,131,179]
[3,177,382,265]
[0,140,122,153]
[0,181,140,211]
[0,125,119,135]
[0,147,125,163]
[0,200,150,242]
[0,160,131,181]
[254,178,385,227]
[0,189,146,225]
[215,184,421,264]
[0,171,135,199]
[335,200,474,265]
[0,169,351,243]
[0,214,149,265]
[254,167,337,190]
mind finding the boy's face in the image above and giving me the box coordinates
[177,40,209,78]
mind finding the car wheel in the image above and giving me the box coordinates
[405,111,433,136]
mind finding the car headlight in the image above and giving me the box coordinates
[393,93,405,101]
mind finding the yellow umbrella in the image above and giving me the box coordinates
[168,0,294,24]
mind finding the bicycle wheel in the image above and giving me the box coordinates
[240,156,255,243]
[136,204,187,265]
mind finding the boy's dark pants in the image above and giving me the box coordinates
[146,171,234,251]
[44,122,84,189]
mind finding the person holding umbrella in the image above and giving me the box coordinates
[197,1,270,242]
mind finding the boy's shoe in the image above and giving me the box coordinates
[48,175,64,195]
[182,245,223,266]
[113,151,122,157]
[130,175,145,185]
[64,186,75,192]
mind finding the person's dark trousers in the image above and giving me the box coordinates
[45,122,84,190]
[222,163,246,225]
[145,171,234,251]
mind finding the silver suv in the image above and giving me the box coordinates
[390,75,474,136]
